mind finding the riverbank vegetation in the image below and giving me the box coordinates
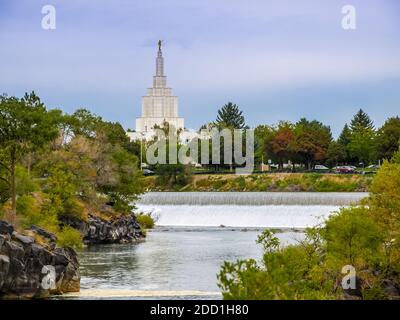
[218,151,400,299]
[136,214,155,230]
[0,92,144,247]
[144,172,371,192]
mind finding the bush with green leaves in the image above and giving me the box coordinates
[218,157,400,300]
[57,226,83,249]
[136,214,155,229]
[16,194,59,231]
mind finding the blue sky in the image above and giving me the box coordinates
[0,0,399,136]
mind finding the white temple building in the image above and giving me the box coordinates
[128,41,194,142]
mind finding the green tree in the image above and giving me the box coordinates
[0,92,60,217]
[324,207,382,267]
[292,118,332,170]
[155,164,192,188]
[69,108,102,138]
[347,109,376,165]
[326,141,347,167]
[254,125,273,166]
[350,109,374,132]
[216,102,246,129]
[347,128,376,165]
[338,124,352,146]
[376,117,400,160]
[103,146,144,213]
[337,124,352,163]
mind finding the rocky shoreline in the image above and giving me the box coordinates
[0,213,144,298]
[0,221,80,299]
[61,213,144,244]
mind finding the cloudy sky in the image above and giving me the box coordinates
[1,0,399,136]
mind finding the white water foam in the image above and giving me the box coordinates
[138,192,367,206]
[137,204,340,228]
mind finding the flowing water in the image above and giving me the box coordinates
[65,192,367,299]
[138,192,367,206]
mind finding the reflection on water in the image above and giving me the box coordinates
[77,227,304,298]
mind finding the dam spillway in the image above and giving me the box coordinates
[138,192,368,206]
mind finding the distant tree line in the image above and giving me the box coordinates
[201,103,400,171]
[254,109,400,170]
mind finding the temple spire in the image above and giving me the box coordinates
[156,40,164,76]
[135,39,184,133]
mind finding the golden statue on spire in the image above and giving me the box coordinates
[158,40,162,51]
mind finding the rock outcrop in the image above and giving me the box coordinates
[61,213,144,244]
[0,221,80,298]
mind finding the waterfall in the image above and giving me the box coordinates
[137,204,341,228]
[138,192,367,206]
[137,192,367,228]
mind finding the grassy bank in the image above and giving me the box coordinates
[144,173,372,192]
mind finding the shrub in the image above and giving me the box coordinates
[137,214,155,229]
[313,179,357,192]
[323,206,382,267]
[17,194,59,231]
[218,230,337,300]
[218,162,400,300]
[63,198,86,220]
[57,226,83,249]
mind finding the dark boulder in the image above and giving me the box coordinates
[0,254,10,289]
[0,221,13,236]
[29,225,57,250]
[0,221,80,299]
[12,232,35,246]
[60,214,144,245]
[382,279,400,299]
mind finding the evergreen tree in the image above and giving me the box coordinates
[216,102,246,129]
[350,109,374,132]
[337,124,352,163]
[347,109,376,164]
[338,124,352,146]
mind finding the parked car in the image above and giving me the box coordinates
[143,169,154,176]
[334,166,355,174]
[314,165,330,172]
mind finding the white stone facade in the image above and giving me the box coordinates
[135,44,184,133]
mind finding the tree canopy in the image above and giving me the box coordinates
[1,94,144,244]
[216,102,246,129]
[376,117,400,160]
[0,92,61,217]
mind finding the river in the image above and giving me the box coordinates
[64,192,367,299]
